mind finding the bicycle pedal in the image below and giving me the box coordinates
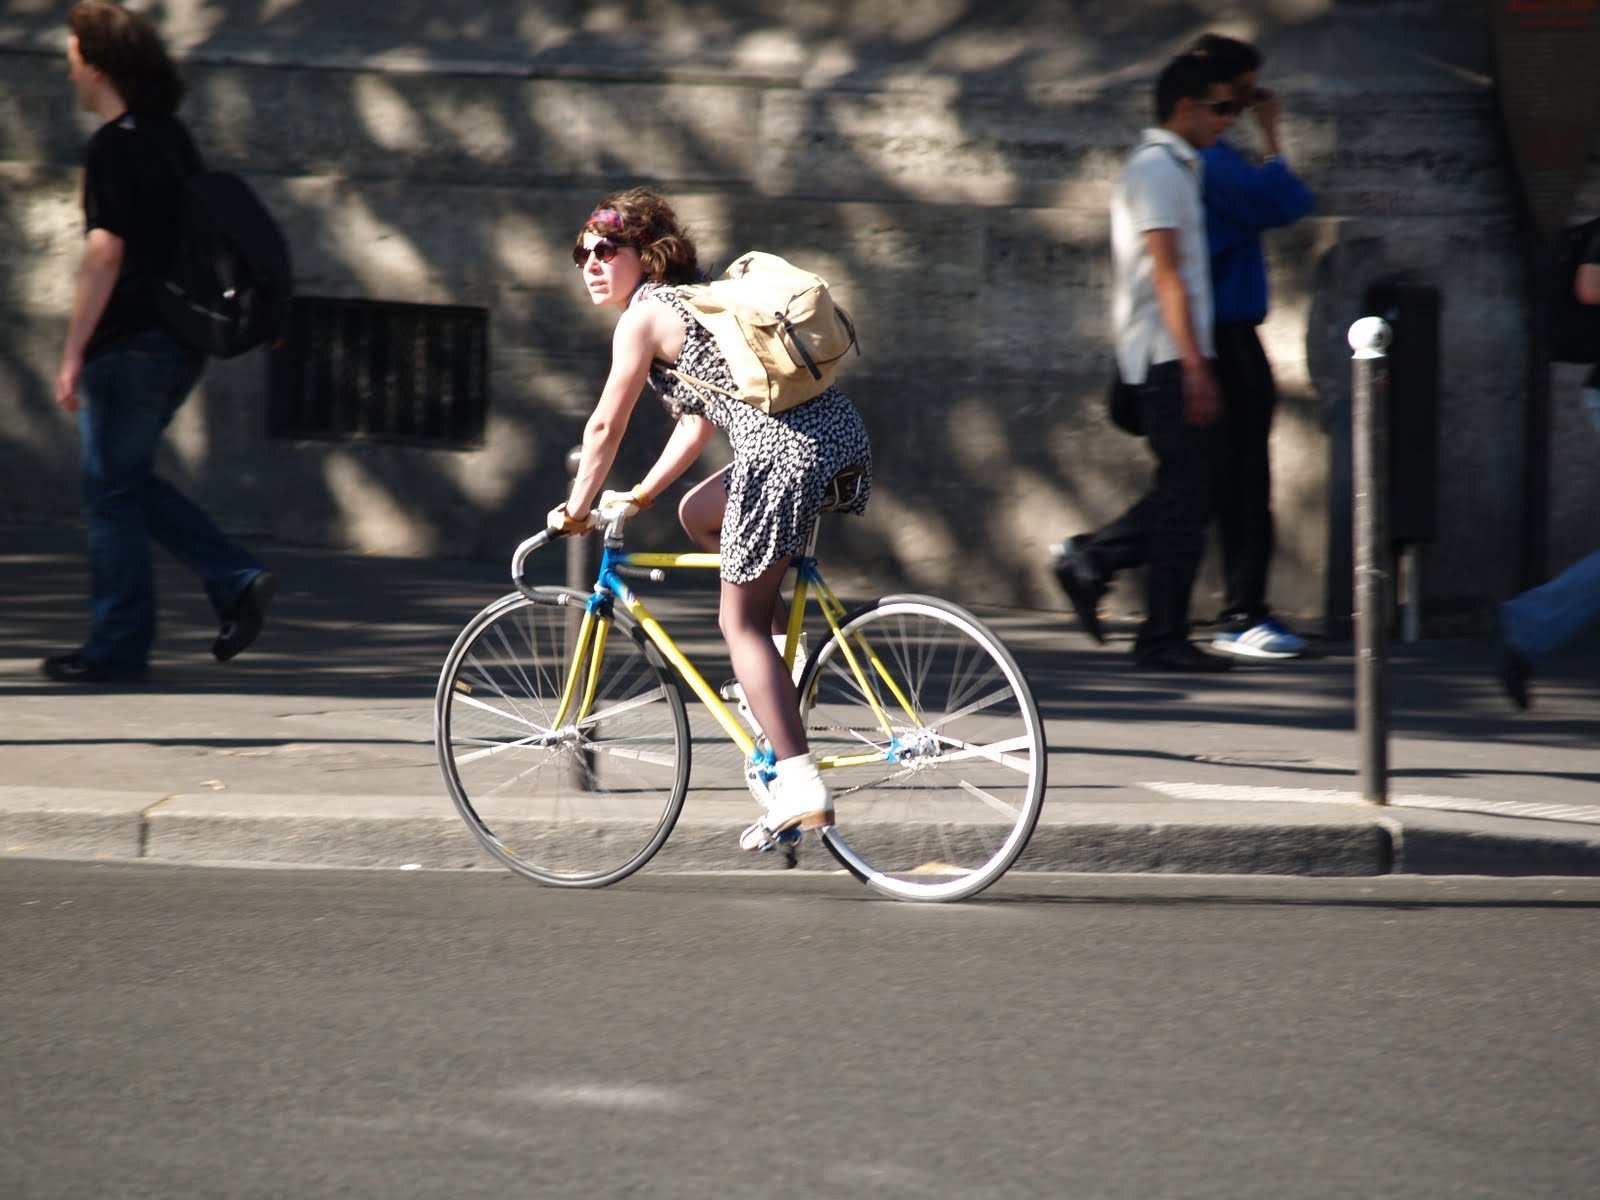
[739,821,777,853]
[776,827,801,866]
[738,820,804,856]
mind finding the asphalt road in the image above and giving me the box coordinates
[4,860,1597,1200]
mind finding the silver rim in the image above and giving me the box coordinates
[435,591,690,887]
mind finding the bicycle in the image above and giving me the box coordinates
[433,472,1047,902]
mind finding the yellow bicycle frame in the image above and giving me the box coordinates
[546,534,923,772]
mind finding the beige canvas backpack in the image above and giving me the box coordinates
[660,251,859,415]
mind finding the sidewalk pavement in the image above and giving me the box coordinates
[4,524,1599,880]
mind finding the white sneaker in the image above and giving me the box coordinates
[738,772,833,851]
[1211,618,1307,660]
[766,772,833,832]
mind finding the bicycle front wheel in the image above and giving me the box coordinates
[435,588,690,887]
[799,595,1047,901]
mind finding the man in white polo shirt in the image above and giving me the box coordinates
[1054,51,1239,671]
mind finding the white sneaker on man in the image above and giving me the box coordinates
[1211,617,1307,660]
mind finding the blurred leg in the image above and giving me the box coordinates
[75,346,179,671]
[1501,547,1600,663]
[1213,323,1276,624]
[1132,363,1225,654]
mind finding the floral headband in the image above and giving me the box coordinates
[587,207,626,232]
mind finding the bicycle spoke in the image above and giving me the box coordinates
[956,777,1021,819]
[574,685,672,728]
[450,690,552,734]
[925,731,1038,773]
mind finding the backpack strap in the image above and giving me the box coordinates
[133,115,203,185]
[655,363,739,405]
[643,284,741,407]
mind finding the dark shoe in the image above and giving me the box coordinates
[213,571,277,663]
[1052,536,1108,645]
[1496,642,1532,710]
[40,652,148,684]
[1135,641,1234,673]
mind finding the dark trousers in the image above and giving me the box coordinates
[1082,360,1225,652]
[1212,322,1278,624]
[76,328,264,671]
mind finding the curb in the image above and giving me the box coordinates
[5,789,1599,878]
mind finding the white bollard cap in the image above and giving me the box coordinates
[1347,316,1392,360]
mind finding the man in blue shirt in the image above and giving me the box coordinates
[1191,34,1316,660]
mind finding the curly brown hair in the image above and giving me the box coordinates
[579,188,700,285]
[68,1,185,116]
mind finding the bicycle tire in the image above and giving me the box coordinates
[799,594,1047,901]
[435,588,691,887]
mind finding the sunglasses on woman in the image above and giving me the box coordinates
[572,239,628,267]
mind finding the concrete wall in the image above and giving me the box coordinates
[2,0,1597,630]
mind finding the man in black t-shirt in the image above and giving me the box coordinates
[43,1,274,685]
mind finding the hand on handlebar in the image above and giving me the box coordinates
[546,503,596,536]
[596,486,654,522]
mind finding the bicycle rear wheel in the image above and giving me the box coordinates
[435,588,690,887]
[799,595,1046,901]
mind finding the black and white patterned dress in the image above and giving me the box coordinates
[642,286,872,585]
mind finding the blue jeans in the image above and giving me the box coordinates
[1500,546,1600,663]
[76,328,264,672]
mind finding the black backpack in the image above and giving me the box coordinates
[151,132,292,358]
[1550,217,1600,365]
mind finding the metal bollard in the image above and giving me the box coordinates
[565,445,591,596]
[1348,317,1392,806]
[564,445,594,790]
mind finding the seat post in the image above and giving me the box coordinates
[800,516,822,560]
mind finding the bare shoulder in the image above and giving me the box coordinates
[615,290,686,361]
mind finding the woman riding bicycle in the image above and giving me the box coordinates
[549,187,872,845]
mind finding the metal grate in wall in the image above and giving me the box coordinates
[268,296,488,446]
